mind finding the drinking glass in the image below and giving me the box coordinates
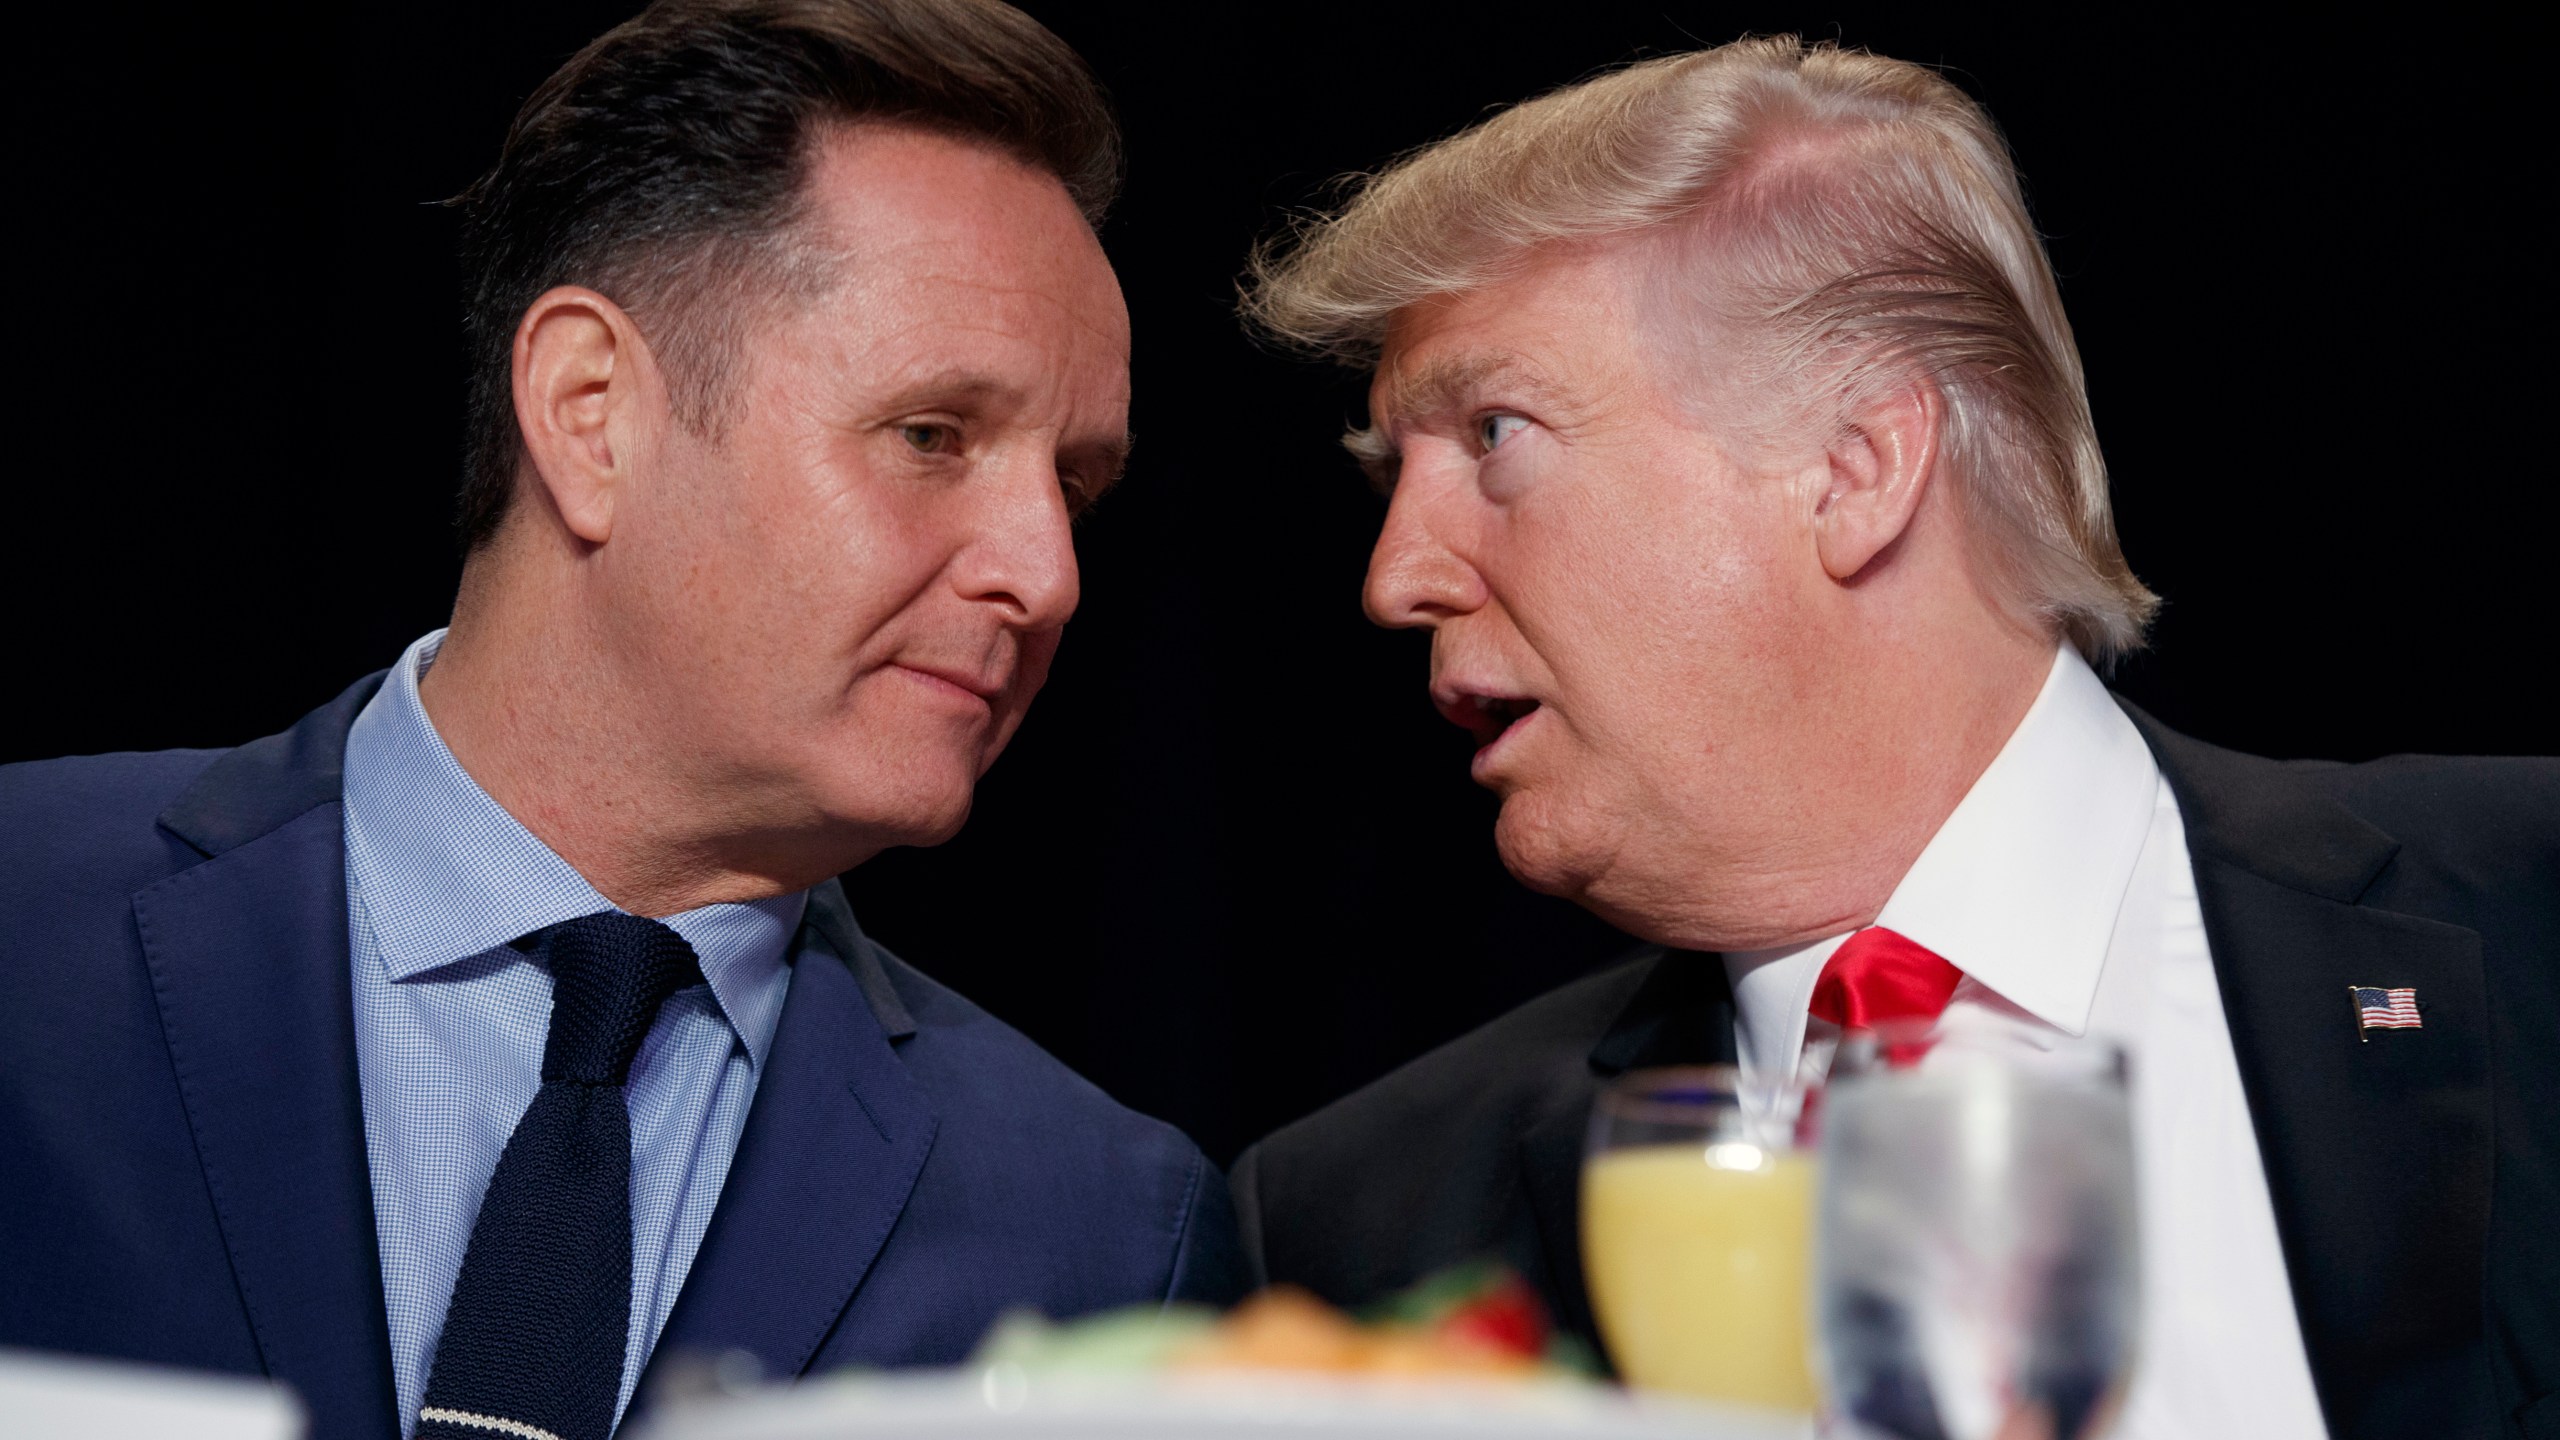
[1581,1066,1817,1412]
[1814,1022,2138,1440]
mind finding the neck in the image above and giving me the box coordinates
[1621,594,2056,955]
[421,539,848,918]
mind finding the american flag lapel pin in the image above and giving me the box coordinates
[2349,985,2422,1040]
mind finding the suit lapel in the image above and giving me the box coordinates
[135,674,400,1440]
[1517,1094,1602,1346]
[1519,951,1738,1350]
[644,880,936,1388]
[2131,708,2495,1436]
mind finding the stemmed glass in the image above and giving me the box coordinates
[1581,1066,1817,1414]
[1813,1021,2139,1440]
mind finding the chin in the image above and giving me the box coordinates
[1495,795,1741,952]
[1490,792,1605,904]
[810,751,979,853]
[880,782,976,849]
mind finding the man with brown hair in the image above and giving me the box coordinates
[0,4,1239,1437]
[1231,36,2557,1440]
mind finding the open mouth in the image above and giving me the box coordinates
[1443,692,1542,749]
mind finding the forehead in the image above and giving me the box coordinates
[1369,240,1650,422]
[788,126,1130,374]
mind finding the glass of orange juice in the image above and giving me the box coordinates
[1581,1066,1816,1413]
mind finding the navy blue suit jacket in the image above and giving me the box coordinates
[0,674,1246,1439]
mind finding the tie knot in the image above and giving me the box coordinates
[531,911,704,1085]
[1808,926,1962,1031]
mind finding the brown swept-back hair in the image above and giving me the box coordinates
[1244,36,2157,663]
[450,0,1119,551]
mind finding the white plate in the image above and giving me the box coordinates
[0,1349,305,1440]
[630,1369,1813,1440]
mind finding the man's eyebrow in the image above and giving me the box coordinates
[1370,351,1547,428]
[1346,351,1553,495]
[870,368,1024,410]
[1073,430,1135,491]
[1342,423,1397,496]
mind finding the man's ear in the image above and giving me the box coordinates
[1812,382,1943,582]
[511,286,663,546]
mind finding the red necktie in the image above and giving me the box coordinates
[1808,926,1962,1030]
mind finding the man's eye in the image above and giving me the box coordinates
[901,423,957,454]
[1477,414,1529,453]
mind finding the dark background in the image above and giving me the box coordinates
[12,4,2541,1164]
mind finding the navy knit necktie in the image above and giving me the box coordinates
[418,911,703,1440]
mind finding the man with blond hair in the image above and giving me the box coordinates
[1229,36,2556,1440]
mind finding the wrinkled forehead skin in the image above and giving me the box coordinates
[767,124,1132,444]
[1357,230,1747,480]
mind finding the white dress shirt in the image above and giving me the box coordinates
[1724,645,2329,1439]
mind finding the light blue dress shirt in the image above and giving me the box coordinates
[342,631,804,1436]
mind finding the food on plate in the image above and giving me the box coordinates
[971,1262,1599,1382]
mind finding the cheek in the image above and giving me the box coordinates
[612,441,774,663]
[1533,459,1797,737]
[763,449,956,654]
[653,424,836,596]
[1523,468,1693,646]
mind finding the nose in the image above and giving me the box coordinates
[954,456,1081,633]
[1362,478,1485,630]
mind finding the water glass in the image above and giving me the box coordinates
[1814,1023,2138,1440]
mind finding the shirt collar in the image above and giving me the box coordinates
[1868,642,2161,1036]
[1723,931,1851,1087]
[342,630,804,1070]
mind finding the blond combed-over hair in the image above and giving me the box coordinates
[1243,36,2158,663]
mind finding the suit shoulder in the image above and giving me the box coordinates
[850,941,1234,1301]
[0,748,226,893]
[2141,713,2555,850]
[866,944,1207,1166]
[0,746,226,819]
[1246,951,1658,1176]
[2317,753,2559,850]
[2226,752,2560,907]
[2131,708,2557,902]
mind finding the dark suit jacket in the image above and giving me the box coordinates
[1231,707,2558,1440]
[0,673,1245,1440]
